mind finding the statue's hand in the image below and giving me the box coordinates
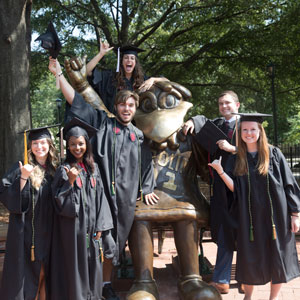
[65,55,88,92]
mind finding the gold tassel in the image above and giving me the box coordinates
[100,247,104,263]
[249,226,254,242]
[111,182,115,195]
[140,189,143,202]
[24,131,28,165]
[31,245,35,261]
[272,224,277,240]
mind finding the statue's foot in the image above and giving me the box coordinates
[178,275,222,300]
[126,279,159,300]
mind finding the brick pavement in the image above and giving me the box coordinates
[115,233,300,300]
[1,223,300,299]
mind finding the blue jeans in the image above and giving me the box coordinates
[212,225,233,284]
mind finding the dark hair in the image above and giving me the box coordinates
[218,90,239,103]
[115,89,139,108]
[115,55,145,90]
[65,135,95,174]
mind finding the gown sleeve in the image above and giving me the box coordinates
[70,91,107,128]
[141,141,155,195]
[51,165,79,217]
[191,115,208,134]
[273,147,300,213]
[94,164,114,232]
[0,162,30,214]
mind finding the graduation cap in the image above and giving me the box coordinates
[233,112,272,123]
[194,120,229,155]
[35,21,62,88]
[115,45,145,72]
[20,124,61,165]
[35,21,61,59]
[62,117,98,141]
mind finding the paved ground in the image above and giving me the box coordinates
[114,232,300,300]
[1,223,300,299]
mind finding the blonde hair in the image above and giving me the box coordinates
[27,138,58,190]
[234,123,270,176]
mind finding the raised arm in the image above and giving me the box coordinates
[208,156,234,192]
[48,57,75,105]
[86,40,114,76]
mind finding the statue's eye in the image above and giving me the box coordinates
[141,98,156,113]
[158,92,180,109]
[139,91,157,113]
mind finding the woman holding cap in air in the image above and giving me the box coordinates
[85,40,167,113]
[0,126,59,300]
[50,117,114,300]
[208,113,300,300]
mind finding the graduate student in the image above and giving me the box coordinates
[48,59,158,300]
[50,117,114,300]
[183,90,240,294]
[86,40,167,113]
[208,113,300,300]
[0,126,59,300]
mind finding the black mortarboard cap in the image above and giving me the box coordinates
[62,117,97,141]
[118,45,145,56]
[19,124,60,164]
[21,124,60,141]
[35,21,61,59]
[194,120,229,155]
[233,113,272,124]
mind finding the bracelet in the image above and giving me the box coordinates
[218,171,224,176]
[291,214,299,217]
[20,177,28,181]
[58,72,63,77]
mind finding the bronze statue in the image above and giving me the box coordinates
[64,57,221,300]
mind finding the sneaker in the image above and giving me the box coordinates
[102,283,120,300]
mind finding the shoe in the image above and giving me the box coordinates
[102,283,120,300]
[208,282,230,294]
[238,283,245,294]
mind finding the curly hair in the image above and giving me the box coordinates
[27,138,59,189]
[65,136,95,174]
[234,123,270,176]
[115,55,145,90]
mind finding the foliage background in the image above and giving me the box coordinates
[30,0,300,144]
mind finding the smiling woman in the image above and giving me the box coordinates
[85,40,167,114]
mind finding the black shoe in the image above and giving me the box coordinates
[102,283,120,300]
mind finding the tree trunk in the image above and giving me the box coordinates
[0,0,32,177]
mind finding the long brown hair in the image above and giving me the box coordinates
[234,123,270,176]
[27,138,59,189]
[115,55,145,90]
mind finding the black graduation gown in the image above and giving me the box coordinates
[88,69,148,113]
[192,115,238,249]
[0,162,53,300]
[69,92,155,264]
[50,163,114,300]
[226,146,300,285]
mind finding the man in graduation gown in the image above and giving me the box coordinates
[183,90,240,294]
[48,57,158,300]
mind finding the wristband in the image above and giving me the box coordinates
[218,171,224,176]
[21,177,28,181]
